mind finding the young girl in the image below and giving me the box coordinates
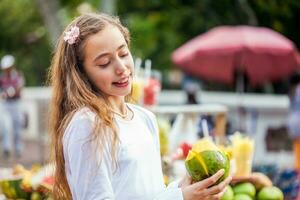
[48,13,231,200]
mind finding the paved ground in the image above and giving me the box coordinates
[0,139,50,168]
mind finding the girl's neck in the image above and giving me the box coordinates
[108,96,133,120]
[108,96,127,114]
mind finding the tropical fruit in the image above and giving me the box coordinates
[31,191,43,200]
[179,142,192,158]
[0,164,54,199]
[257,186,284,200]
[248,172,272,190]
[157,118,170,156]
[233,182,256,199]
[221,185,234,200]
[185,138,230,183]
[0,177,29,199]
[233,193,253,200]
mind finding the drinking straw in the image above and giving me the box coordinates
[135,57,142,78]
[201,119,210,138]
[144,59,152,83]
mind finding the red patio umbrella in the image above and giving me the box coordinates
[172,25,300,87]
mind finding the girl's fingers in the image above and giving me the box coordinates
[192,169,225,190]
[212,186,228,199]
[179,173,193,187]
[203,176,232,196]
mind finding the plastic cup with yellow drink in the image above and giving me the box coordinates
[131,58,144,104]
[230,132,254,177]
[131,77,144,104]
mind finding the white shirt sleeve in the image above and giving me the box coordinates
[63,114,115,200]
[146,111,184,200]
[154,180,183,200]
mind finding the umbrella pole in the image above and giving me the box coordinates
[236,71,246,132]
[236,70,244,93]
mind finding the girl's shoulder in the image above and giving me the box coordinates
[71,107,96,123]
[63,107,96,142]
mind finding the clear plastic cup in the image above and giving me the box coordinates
[143,77,161,106]
[230,133,254,177]
[131,77,144,104]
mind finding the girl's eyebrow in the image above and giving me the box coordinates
[93,44,127,63]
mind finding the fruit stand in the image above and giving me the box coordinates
[150,104,288,200]
[0,103,297,199]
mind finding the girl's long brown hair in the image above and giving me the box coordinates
[48,13,130,199]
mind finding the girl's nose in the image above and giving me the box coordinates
[115,58,127,74]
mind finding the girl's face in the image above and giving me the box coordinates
[83,25,134,99]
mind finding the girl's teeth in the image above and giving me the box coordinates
[118,78,128,83]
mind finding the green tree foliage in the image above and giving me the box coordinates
[0,0,299,88]
[0,0,51,86]
[248,0,300,93]
[118,0,300,92]
[249,0,300,49]
[0,0,95,86]
[117,0,257,73]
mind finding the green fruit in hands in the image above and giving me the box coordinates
[185,150,230,183]
[257,186,284,200]
[221,185,234,200]
[234,194,253,200]
[233,182,256,198]
[185,138,230,184]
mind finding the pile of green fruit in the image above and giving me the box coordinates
[221,182,284,200]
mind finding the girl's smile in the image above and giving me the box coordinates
[112,76,130,88]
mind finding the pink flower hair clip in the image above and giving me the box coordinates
[63,25,80,45]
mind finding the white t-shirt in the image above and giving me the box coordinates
[63,104,183,200]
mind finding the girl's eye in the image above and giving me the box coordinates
[120,51,129,57]
[98,62,110,68]
[97,58,110,67]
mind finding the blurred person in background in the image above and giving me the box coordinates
[182,74,200,104]
[0,54,25,158]
[0,103,12,158]
[181,74,216,138]
[287,72,300,172]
